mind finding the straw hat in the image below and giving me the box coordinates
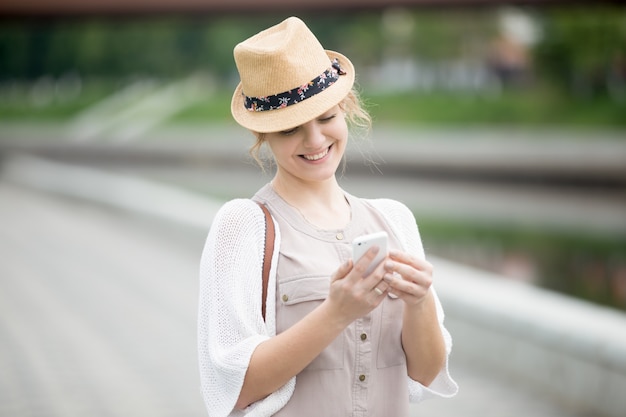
[231,16,355,133]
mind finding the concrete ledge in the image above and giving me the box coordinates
[3,154,625,417]
[433,256,626,417]
[1,154,222,232]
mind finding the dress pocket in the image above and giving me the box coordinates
[377,295,406,368]
[277,275,345,371]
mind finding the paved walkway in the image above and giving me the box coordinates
[0,181,202,416]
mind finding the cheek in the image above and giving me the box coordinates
[331,117,349,143]
[335,124,349,149]
[266,136,284,154]
[269,146,289,163]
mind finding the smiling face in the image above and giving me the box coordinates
[263,105,349,187]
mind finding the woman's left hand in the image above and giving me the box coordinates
[381,249,433,306]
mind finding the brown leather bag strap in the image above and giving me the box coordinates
[256,202,275,322]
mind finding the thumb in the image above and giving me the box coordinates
[331,259,353,283]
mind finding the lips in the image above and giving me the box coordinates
[301,145,331,161]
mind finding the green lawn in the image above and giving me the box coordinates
[363,90,626,127]
[1,80,625,130]
[173,88,626,128]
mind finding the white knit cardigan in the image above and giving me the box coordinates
[198,197,458,417]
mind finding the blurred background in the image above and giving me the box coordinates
[0,1,625,416]
[1,0,624,309]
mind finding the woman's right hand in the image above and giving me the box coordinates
[324,246,388,327]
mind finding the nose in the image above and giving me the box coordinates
[302,120,325,149]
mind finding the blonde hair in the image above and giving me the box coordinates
[249,89,371,170]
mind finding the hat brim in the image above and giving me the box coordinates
[231,50,355,133]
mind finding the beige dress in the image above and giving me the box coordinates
[255,184,411,417]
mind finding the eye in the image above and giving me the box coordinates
[280,126,299,136]
[319,113,337,122]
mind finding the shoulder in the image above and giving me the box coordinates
[365,197,410,212]
[364,198,415,224]
[207,199,267,249]
[363,197,423,255]
[201,198,269,279]
[212,198,265,228]
[215,198,263,215]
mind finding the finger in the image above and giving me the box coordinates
[385,252,433,285]
[387,285,432,306]
[385,262,432,287]
[389,249,433,272]
[331,259,353,283]
[360,256,391,296]
[351,246,381,280]
[383,272,430,300]
[372,280,390,296]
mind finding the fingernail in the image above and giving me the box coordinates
[383,273,393,283]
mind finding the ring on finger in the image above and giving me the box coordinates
[373,287,384,296]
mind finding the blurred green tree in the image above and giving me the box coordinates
[534,6,626,98]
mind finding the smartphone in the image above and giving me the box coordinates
[352,231,388,276]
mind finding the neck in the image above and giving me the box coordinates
[271,175,350,230]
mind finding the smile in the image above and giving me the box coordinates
[301,145,331,161]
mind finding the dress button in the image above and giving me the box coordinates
[282,294,289,302]
[335,232,344,240]
[359,374,366,382]
[360,333,367,341]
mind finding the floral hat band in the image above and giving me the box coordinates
[243,59,347,112]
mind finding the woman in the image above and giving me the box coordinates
[198,16,458,417]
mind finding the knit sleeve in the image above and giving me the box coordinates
[367,199,459,402]
[197,199,294,416]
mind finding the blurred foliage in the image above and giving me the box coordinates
[1,7,624,91]
[534,7,626,98]
[0,16,274,79]
[0,6,624,126]
[420,218,626,311]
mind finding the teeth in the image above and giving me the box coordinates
[303,147,329,161]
